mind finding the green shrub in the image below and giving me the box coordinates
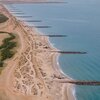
[0,61,4,67]
[0,32,17,67]
[0,42,16,50]
[1,49,14,61]
[0,14,8,23]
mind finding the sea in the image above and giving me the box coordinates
[5,0,100,100]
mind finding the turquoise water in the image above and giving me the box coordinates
[6,0,100,99]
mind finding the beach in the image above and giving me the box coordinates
[3,1,100,100]
[0,4,75,100]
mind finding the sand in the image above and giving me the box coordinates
[0,4,75,100]
[0,33,10,45]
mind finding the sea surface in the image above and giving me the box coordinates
[6,0,100,100]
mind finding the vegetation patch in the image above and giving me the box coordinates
[0,31,17,68]
[0,13,9,23]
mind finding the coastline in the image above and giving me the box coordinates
[51,44,76,100]
[26,19,76,100]
[30,15,76,100]
[0,4,75,100]
[34,27,76,100]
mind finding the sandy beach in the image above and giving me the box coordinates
[0,4,75,100]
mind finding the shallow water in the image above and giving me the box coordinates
[6,0,100,99]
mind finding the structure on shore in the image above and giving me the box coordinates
[0,1,68,4]
[16,15,32,18]
[60,80,100,86]
[31,26,51,28]
[10,10,23,12]
[11,12,25,14]
[23,20,42,22]
[54,75,100,86]
[34,34,67,37]
[49,51,87,54]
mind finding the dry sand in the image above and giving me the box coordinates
[0,33,9,45]
[0,4,75,100]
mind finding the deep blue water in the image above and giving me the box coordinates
[6,0,100,99]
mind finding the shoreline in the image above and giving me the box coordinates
[17,15,76,100]
[0,4,76,100]
[25,17,76,100]
[50,43,76,100]
[14,8,76,100]
[26,14,76,100]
